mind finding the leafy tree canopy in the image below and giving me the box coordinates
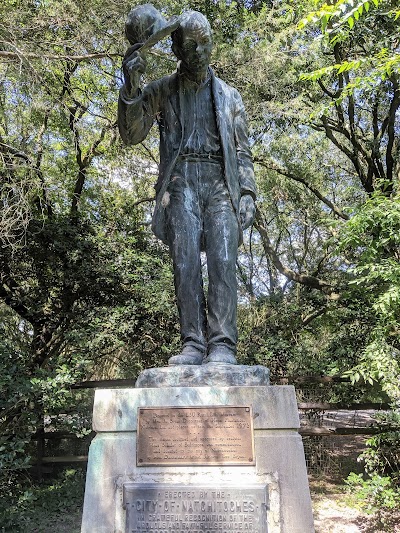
[0,2,399,507]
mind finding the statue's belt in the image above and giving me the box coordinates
[177,153,223,163]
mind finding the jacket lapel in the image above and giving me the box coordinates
[167,72,181,127]
[211,70,225,133]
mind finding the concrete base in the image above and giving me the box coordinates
[81,385,314,533]
[135,363,270,387]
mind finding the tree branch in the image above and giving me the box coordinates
[254,211,334,294]
[82,126,107,167]
[319,116,374,193]
[302,306,327,326]
[71,168,87,215]
[317,79,339,99]
[0,50,121,62]
[132,196,155,207]
[0,271,30,320]
[34,110,53,217]
[139,142,160,167]
[0,140,32,163]
[255,158,349,220]
[385,78,400,188]
[236,259,255,298]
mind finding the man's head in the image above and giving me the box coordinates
[172,11,213,73]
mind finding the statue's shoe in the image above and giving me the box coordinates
[168,347,204,366]
[204,347,237,365]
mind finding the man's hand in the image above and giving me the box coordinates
[239,194,256,230]
[122,44,147,97]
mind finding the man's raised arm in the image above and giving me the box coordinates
[118,44,159,146]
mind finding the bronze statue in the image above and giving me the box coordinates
[118,7,256,366]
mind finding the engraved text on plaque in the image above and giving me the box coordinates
[123,484,268,533]
[137,406,254,466]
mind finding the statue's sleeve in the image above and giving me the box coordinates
[233,90,257,200]
[118,80,162,146]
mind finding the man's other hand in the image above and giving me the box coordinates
[239,194,256,230]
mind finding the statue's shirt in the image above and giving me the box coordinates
[179,71,221,157]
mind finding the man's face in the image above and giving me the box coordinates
[177,25,212,73]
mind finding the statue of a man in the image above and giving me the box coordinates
[118,10,256,366]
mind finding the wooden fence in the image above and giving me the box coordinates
[30,376,391,478]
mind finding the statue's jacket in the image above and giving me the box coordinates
[118,67,256,245]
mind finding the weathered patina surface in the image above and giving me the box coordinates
[118,8,256,366]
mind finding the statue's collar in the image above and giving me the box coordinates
[177,61,212,87]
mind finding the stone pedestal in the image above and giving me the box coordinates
[81,367,314,533]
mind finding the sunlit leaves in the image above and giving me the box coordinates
[339,193,400,398]
[343,338,400,401]
[298,0,384,41]
[299,0,400,98]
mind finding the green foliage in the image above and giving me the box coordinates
[338,191,400,511]
[298,0,400,102]
[0,310,38,475]
[0,468,84,532]
[299,0,384,38]
[360,411,400,481]
[346,410,400,527]
[0,305,91,515]
[338,193,400,399]
[0,0,180,495]
[346,472,400,514]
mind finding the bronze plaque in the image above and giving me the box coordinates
[137,406,255,466]
[123,483,268,533]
